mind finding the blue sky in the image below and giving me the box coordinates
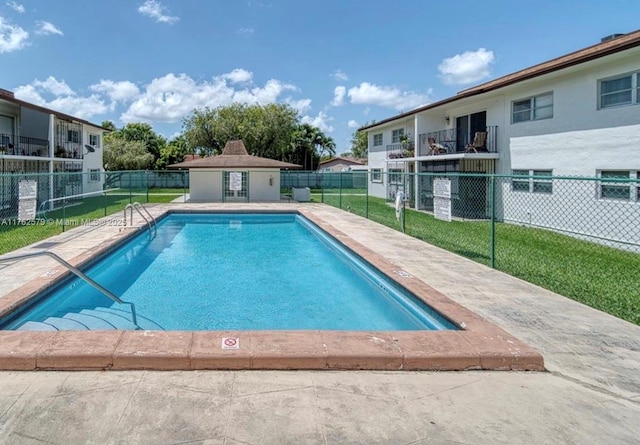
[0,0,637,153]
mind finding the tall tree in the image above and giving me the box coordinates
[349,120,374,161]
[156,135,191,170]
[114,123,167,166]
[103,137,154,171]
[101,120,116,132]
[182,103,299,158]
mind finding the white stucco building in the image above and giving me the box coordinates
[0,88,106,212]
[169,139,301,202]
[361,31,640,244]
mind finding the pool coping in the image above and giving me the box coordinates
[0,207,544,371]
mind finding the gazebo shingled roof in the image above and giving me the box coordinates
[168,139,302,169]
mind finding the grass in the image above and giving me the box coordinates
[314,192,640,326]
[0,189,185,255]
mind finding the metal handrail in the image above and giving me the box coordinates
[133,202,157,236]
[124,202,157,237]
[0,251,139,328]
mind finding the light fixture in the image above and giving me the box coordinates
[269,175,274,186]
[445,116,450,125]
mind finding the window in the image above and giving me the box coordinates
[512,93,553,123]
[89,169,100,182]
[599,171,638,201]
[89,134,100,147]
[599,73,639,109]
[391,128,404,143]
[371,168,382,183]
[67,130,80,143]
[373,133,383,146]
[511,169,553,193]
[511,170,530,192]
[389,169,403,184]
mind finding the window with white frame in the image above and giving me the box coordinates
[89,169,100,182]
[89,134,100,147]
[391,128,404,143]
[511,169,553,193]
[599,73,639,109]
[373,133,383,146]
[598,170,638,201]
[389,168,403,184]
[512,92,553,123]
[371,168,382,183]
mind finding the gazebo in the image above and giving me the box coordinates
[169,139,302,202]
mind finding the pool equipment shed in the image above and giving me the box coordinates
[169,139,302,202]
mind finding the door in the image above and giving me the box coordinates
[456,111,486,151]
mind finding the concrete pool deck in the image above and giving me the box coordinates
[0,203,639,442]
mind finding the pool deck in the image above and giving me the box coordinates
[0,203,639,443]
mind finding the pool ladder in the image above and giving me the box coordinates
[0,251,139,329]
[124,202,157,238]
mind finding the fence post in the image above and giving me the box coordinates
[490,174,496,268]
[146,170,149,204]
[321,174,324,203]
[128,172,132,203]
[402,192,406,234]
[365,172,369,219]
[339,172,342,209]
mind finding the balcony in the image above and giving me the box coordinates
[386,142,415,160]
[0,133,50,157]
[418,126,498,156]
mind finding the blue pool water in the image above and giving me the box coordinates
[1,213,455,331]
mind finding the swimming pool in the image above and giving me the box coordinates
[1,213,455,331]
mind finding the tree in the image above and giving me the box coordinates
[286,124,336,170]
[349,120,374,161]
[103,137,154,171]
[101,120,116,132]
[113,123,167,167]
[182,103,299,158]
[156,135,191,170]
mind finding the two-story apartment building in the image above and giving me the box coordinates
[0,88,106,213]
[362,31,640,244]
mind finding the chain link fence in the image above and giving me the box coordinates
[0,170,188,255]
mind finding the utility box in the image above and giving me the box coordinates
[292,187,311,202]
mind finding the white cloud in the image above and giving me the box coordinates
[90,80,140,109]
[35,20,63,36]
[121,72,298,123]
[438,48,495,85]
[222,68,253,84]
[285,97,312,114]
[330,86,346,107]
[6,1,25,13]
[347,82,431,111]
[0,16,28,52]
[236,27,255,35]
[33,76,74,95]
[347,120,360,129]
[301,112,334,133]
[138,0,179,24]
[331,69,348,82]
[14,77,108,119]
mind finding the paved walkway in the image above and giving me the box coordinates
[0,203,639,444]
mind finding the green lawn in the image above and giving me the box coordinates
[314,193,640,326]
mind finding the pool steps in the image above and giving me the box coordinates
[15,307,164,331]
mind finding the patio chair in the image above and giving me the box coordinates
[427,137,447,155]
[464,132,488,153]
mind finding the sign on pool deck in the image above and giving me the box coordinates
[433,179,452,222]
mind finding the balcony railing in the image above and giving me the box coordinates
[0,133,50,157]
[418,126,498,156]
[386,142,415,159]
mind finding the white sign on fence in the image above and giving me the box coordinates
[229,172,242,191]
[433,179,452,222]
[18,180,37,221]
